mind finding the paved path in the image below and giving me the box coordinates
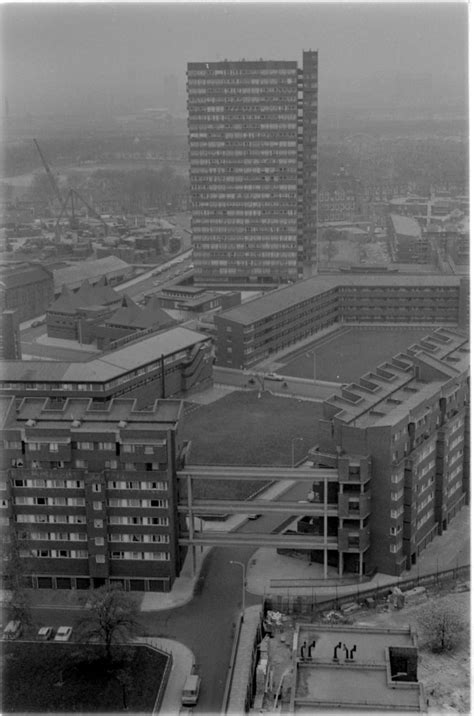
[135,637,194,715]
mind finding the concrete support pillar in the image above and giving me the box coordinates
[339,551,344,577]
[323,479,328,579]
[187,475,196,575]
[359,551,363,577]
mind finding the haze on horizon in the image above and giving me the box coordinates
[1,2,468,120]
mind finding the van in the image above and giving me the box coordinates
[3,620,22,640]
[181,674,201,706]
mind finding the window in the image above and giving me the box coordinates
[98,442,114,451]
[49,443,59,453]
[94,519,103,528]
[75,460,87,468]
[92,484,101,493]
[96,555,105,563]
[93,501,102,511]
[95,537,104,546]
[144,446,154,455]
[77,442,93,450]
[105,460,118,470]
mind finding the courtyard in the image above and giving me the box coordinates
[277,325,438,383]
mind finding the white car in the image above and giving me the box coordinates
[37,626,55,640]
[265,372,284,381]
[54,626,72,642]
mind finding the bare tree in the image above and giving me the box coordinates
[3,529,32,628]
[417,601,465,653]
[77,584,139,662]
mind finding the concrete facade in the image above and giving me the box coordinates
[214,274,468,369]
[187,51,318,284]
[1,396,187,592]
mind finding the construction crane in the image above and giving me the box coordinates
[33,138,108,237]
[33,138,64,207]
[55,188,109,236]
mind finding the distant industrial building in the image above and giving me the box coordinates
[0,262,54,322]
[52,256,132,294]
[214,274,469,369]
[0,326,213,406]
[1,396,187,592]
[387,214,429,263]
[0,310,22,360]
[318,168,363,223]
[187,51,318,284]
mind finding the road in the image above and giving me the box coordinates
[30,482,308,713]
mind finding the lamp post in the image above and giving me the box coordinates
[306,351,316,381]
[230,560,246,620]
[291,437,304,468]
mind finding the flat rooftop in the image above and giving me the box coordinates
[1,326,210,385]
[4,397,182,431]
[324,327,468,427]
[217,274,462,326]
[292,624,423,712]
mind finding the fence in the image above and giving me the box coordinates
[221,613,243,714]
[264,564,470,616]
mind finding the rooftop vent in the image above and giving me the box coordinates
[71,419,81,428]
[118,420,128,429]
[25,419,36,427]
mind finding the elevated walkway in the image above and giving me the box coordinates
[178,532,338,549]
[177,499,337,516]
[177,465,337,483]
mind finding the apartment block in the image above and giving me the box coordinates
[310,327,469,576]
[214,274,468,369]
[0,327,213,406]
[187,51,318,284]
[1,396,187,592]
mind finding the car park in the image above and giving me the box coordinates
[54,626,72,642]
[37,626,55,640]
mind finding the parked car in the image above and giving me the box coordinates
[181,675,201,706]
[3,620,22,640]
[54,626,72,642]
[247,513,261,520]
[37,626,55,640]
[265,372,284,381]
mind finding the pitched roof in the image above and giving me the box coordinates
[53,256,131,289]
[48,278,120,314]
[106,294,174,329]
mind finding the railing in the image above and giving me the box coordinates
[264,564,470,616]
[221,613,243,714]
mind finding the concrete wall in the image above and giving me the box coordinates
[213,366,341,402]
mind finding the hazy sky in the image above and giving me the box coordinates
[1,2,469,116]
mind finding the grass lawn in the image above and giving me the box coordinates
[2,642,168,713]
[279,326,438,383]
[182,391,323,500]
